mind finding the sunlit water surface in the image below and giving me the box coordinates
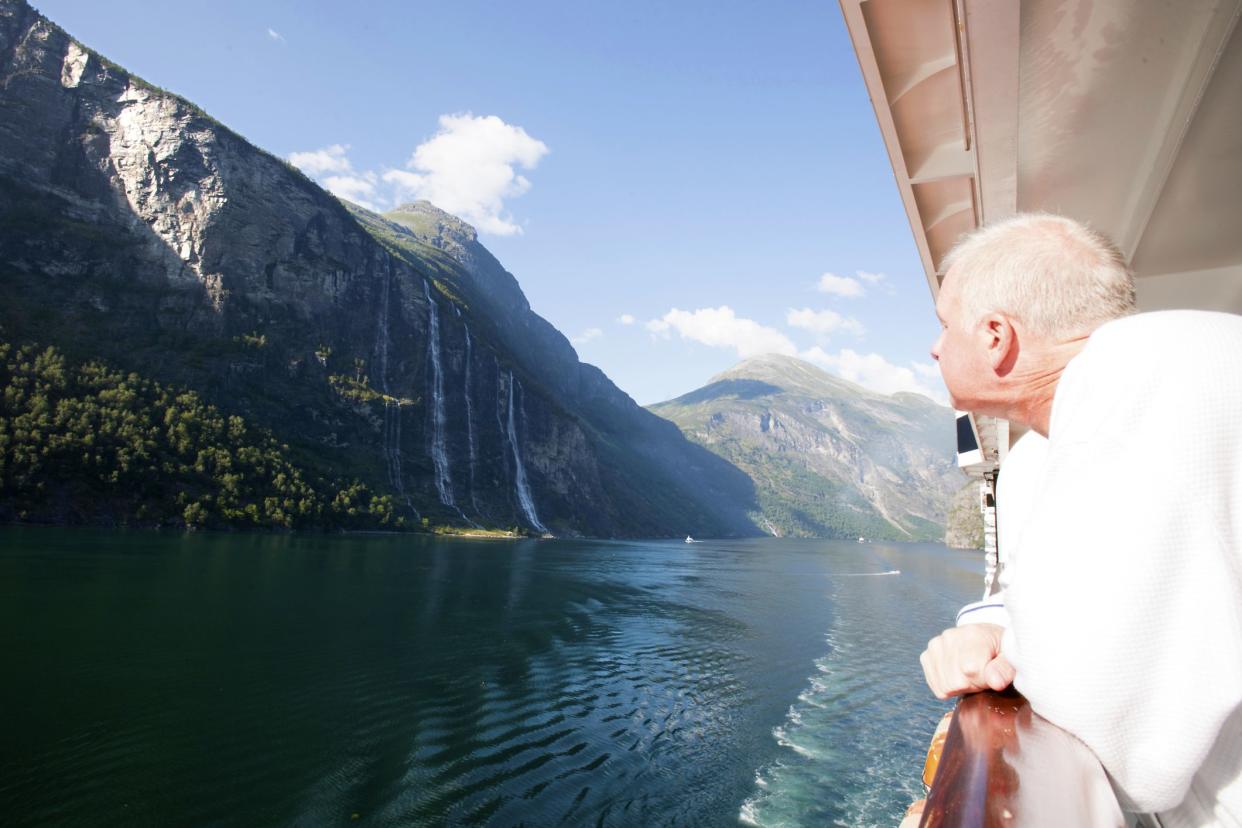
[0,529,980,826]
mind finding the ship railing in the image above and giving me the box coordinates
[903,690,1123,827]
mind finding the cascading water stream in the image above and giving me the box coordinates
[493,356,507,435]
[463,323,480,516]
[373,267,396,483]
[374,270,419,519]
[372,264,418,519]
[423,281,455,508]
[506,371,548,534]
[383,400,399,490]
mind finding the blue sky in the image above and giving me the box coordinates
[37,0,947,405]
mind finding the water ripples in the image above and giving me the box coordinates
[1,531,979,826]
[739,565,961,828]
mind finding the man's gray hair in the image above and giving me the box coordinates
[942,213,1136,339]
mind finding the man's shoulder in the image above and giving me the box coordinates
[1075,310,1242,381]
[1054,310,1242,434]
[1089,310,1242,356]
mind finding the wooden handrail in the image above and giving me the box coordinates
[916,690,1125,827]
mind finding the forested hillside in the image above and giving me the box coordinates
[0,340,399,529]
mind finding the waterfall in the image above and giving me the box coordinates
[373,268,399,487]
[383,399,400,490]
[463,323,479,515]
[373,267,390,385]
[423,281,455,508]
[506,371,548,534]
[494,356,507,434]
[371,265,419,521]
[385,401,421,520]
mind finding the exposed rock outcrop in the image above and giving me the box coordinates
[944,481,985,550]
[0,0,759,536]
[650,355,965,540]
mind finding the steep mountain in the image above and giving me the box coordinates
[648,355,965,540]
[944,481,985,550]
[0,0,759,536]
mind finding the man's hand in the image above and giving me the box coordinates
[920,623,1016,699]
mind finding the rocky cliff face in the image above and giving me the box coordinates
[943,481,985,550]
[0,0,758,537]
[649,355,965,540]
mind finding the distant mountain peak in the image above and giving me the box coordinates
[384,201,478,246]
[709,353,870,399]
[728,353,804,371]
[738,353,801,365]
[0,0,761,539]
[649,354,961,540]
[392,200,441,213]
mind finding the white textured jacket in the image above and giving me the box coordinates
[963,311,1242,827]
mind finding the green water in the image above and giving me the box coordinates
[0,528,980,826]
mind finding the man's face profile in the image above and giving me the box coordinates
[930,268,981,411]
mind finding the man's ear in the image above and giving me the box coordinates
[979,313,1017,374]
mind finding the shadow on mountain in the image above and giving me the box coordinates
[648,354,964,540]
[0,1,768,537]
[674,379,784,405]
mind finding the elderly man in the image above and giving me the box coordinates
[919,213,1242,827]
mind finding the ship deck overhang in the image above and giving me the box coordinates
[841,0,1242,472]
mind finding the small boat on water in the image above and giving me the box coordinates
[685,535,695,544]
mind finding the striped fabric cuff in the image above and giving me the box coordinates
[955,600,1009,628]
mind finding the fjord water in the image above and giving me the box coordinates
[0,529,980,827]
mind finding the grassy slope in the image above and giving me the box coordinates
[649,361,952,541]
[652,394,902,539]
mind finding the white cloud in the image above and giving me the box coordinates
[287,114,547,235]
[617,313,636,326]
[816,272,866,298]
[322,172,380,211]
[571,327,603,346]
[288,144,353,176]
[647,306,797,358]
[288,144,383,211]
[911,361,942,380]
[801,347,947,402]
[786,307,865,339]
[383,113,549,236]
[858,269,898,296]
[267,28,286,43]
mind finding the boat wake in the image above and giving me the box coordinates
[739,567,928,828]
